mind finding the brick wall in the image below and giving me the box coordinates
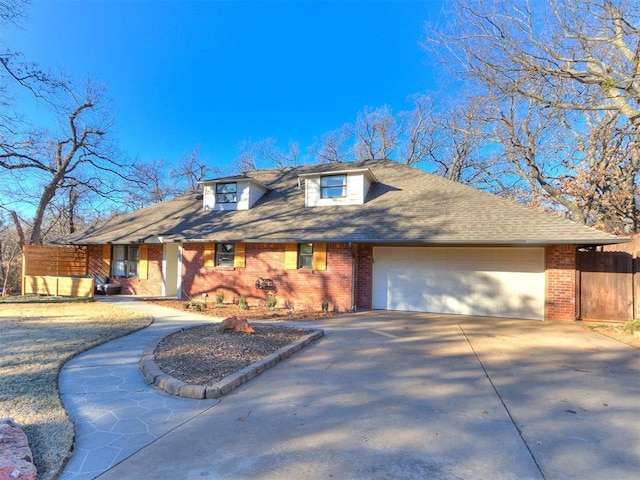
[546,244,577,321]
[87,244,164,296]
[182,242,355,312]
[87,245,105,276]
[119,244,163,296]
[354,244,373,310]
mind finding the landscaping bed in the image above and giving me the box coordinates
[145,298,338,322]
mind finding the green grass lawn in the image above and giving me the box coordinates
[0,302,152,480]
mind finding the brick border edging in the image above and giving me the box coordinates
[139,326,324,399]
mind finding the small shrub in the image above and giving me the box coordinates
[321,299,329,313]
[239,295,249,310]
[215,291,224,307]
[620,319,640,334]
[266,294,277,310]
[183,300,206,311]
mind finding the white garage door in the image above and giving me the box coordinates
[373,247,545,320]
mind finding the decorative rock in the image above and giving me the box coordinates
[219,316,256,334]
[0,419,37,480]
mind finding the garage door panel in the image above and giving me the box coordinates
[373,247,544,320]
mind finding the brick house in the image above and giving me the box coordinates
[61,159,625,321]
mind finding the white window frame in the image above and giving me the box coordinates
[298,243,313,269]
[216,243,235,267]
[112,245,139,278]
[216,182,237,204]
[320,175,347,199]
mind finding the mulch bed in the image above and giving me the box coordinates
[153,322,317,386]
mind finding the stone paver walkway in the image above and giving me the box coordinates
[58,298,221,480]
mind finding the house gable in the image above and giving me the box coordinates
[201,177,269,211]
[299,167,378,207]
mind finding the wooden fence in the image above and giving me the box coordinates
[23,275,94,297]
[22,245,93,297]
[577,235,640,322]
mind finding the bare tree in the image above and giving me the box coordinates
[169,147,219,192]
[0,0,26,25]
[0,214,21,295]
[234,137,298,171]
[309,127,350,164]
[427,0,640,232]
[0,79,120,244]
[256,137,298,168]
[350,105,399,161]
[397,95,438,166]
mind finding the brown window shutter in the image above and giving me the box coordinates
[312,243,327,271]
[139,244,149,279]
[102,245,111,275]
[234,243,246,268]
[284,243,298,270]
[204,243,215,267]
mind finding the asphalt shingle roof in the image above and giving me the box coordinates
[59,159,625,246]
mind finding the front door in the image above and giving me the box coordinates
[163,243,180,297]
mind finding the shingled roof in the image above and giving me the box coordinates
[59,158,625,246]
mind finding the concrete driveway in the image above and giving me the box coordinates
[98,311,639,480]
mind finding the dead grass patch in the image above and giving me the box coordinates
[0,302,152,480]
[587,319,640,349]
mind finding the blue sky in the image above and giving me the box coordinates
[4,0,447,169]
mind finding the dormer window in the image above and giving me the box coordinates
[300,167,377,207]
[320,175,347,199]
[216,183,237,204]
[201,177,269,211]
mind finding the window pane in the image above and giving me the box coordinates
[321,175,346,187]
[128,246,139,277]
[216,183,237,203]
[322,186,346,197]
[113,245,126,261]
[216,183,237,194]
[216,243,235,266]
[113,260,126,277]
[321,175,346,198]
[128,246,139,262]
[111,245,139,278]
[127,260,138,277]
[299,254,313,269]
[299,243,313,269]
[112,246,126,277]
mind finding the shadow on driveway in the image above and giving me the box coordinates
[99,311,639,480]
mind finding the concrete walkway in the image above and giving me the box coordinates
[59,301,640,479]
[58,298,223,480]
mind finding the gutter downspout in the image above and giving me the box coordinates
[349,242,356,312]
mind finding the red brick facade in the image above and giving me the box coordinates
[182,242,356,312]
[545,244,577,321]
[87,244,164,296]
[354,244,373,310]
[87,242,578,320]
